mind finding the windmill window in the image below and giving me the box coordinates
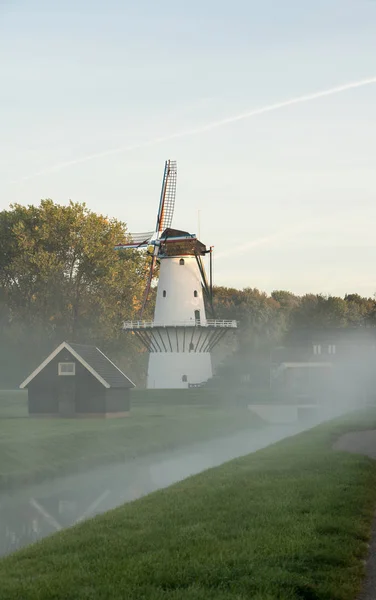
[182,375,187,382]
[163,290,167,297]
[194,290,198,297]
[58,362,75,376]
[179,258,185,265]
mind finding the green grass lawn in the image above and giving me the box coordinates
[1,409,376,599]
[0,390,261,490]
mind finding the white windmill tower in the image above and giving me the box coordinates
[116,160,237,389]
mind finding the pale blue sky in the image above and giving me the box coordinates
[1,0,376,296]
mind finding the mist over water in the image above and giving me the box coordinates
[0,400,355,558]
[1,324,375,558]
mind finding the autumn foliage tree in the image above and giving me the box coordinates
[0,200,150,384]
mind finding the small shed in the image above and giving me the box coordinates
[19,342,135,418]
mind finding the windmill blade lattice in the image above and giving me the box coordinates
[138,160,177,317]
[156,160,177,234]
[114,159,177,317]
[122,231,154,248]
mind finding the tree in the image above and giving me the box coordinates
[271,290,300,310]
[344,294,376,327]
[213,286,286,352]
[0,200,150,384]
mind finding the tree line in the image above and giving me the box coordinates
[213,288,376,350]
[212,288,376,389]
[0,200,375,387]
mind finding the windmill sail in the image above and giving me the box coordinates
[156,160,177,234]
[114,232,154,250]
[139,254,158,318]
[114,160,177,316]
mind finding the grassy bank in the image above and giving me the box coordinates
[1,409,376,599]
[0,390,261,490]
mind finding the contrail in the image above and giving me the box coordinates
[12,75,376,183]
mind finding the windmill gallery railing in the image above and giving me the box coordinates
[122,320,237,353]
[122,319,238,330]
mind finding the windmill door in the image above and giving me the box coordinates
[195,310,201,324]
[57,377,76,417]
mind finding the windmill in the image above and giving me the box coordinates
[115,160,237,389]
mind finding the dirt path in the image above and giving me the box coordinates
[334,431,376,460]
[334,431,376,600]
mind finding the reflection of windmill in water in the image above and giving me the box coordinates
[116,160,237,389]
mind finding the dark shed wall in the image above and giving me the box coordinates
[105,389,130,413]
[27,349,105,415]
[28,351,68,415]
[74,364,105,414]
[28,387,58,414]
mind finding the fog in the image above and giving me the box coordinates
[0,402,352,558]
[1,327,375,558]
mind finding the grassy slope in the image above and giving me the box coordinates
[1,410,376,600]
[0,391,260,490]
